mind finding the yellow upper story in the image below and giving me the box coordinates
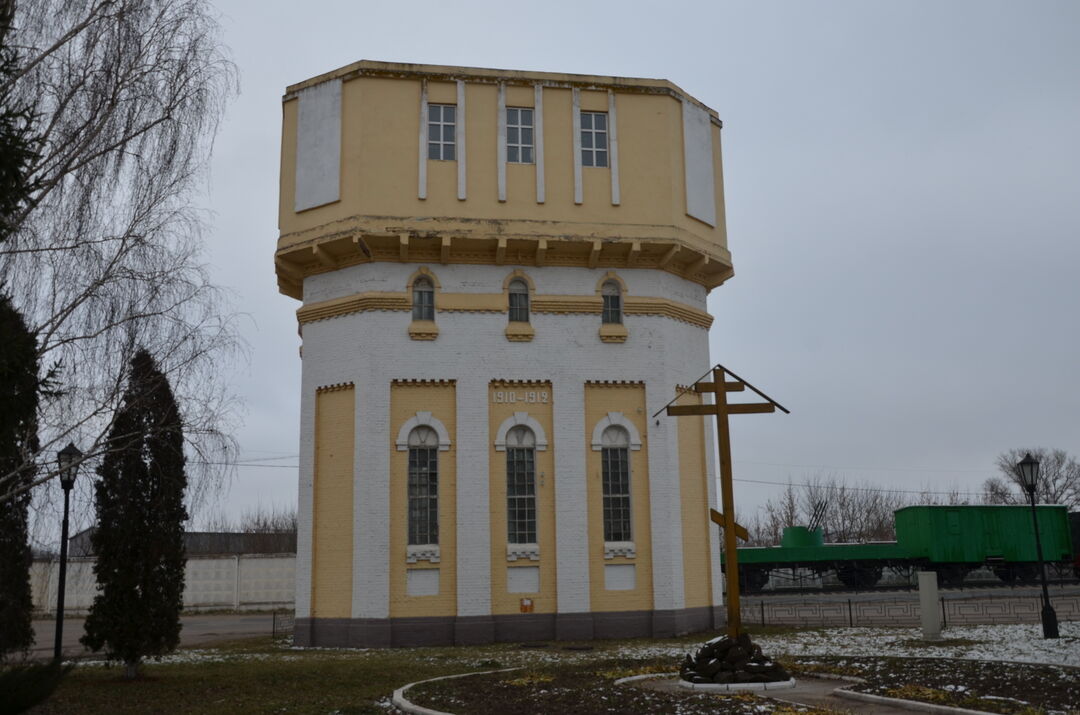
[276,61,732,299]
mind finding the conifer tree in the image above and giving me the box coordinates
[81,350,187,678]
[0,293,39,661]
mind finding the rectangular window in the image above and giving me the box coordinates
[408,447,439,545]
[601,446,631,542]
[506,447,537,544]
[508,292,529,323]
[506,107,534,164]
[428,104,456,161]
[602,294,621,324]
[580,111,608,168]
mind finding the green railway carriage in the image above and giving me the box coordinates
[725,505,1075,591]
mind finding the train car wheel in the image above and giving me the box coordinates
[836,562,882,589]
[739,567,769,594]
[993,564,1038,583]
[934,565,968,587]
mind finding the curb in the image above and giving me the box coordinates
[676,676,797,692]
[613,672,677,685]
[834,688,997,715]
[392,667,521,715]
[612,671,798,693]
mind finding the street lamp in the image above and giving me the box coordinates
[1016,452,1058,639]
[54,442,82,662]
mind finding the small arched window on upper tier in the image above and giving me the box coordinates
[412,277,435,321]
[601,280,622,324]
[598,279,628,343]
[508,279,530,323]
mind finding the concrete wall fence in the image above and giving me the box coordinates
[31,554,296,615]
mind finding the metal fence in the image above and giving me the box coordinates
[741,589,1080,628]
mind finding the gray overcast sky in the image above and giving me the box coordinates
[201,0,1080,525]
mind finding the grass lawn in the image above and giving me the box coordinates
[30,624,1080,714]
[35,628,797,714]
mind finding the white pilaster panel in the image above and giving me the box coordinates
[497,83,507,202]
[354,377,391,618]
[294,79,342,212]
[456,377,491,616]
[553,378,590,613]
[572,88,583,205]
[456,80,467,201]
[534,84,545,204]
[681,99,717,226]
[608,91,620,206]
[646,378,685,612]
[418,80,428,200]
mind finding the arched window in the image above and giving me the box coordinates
[412,277,435,321]
[601,280,622,324]
[407,426,439,545]
[508,279,529,323]
[506,426,537,544]
[600,425,631,542]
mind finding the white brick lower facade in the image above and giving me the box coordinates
[294,262,721,645]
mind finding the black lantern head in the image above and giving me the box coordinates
[1017,452,1040,495]
[57,443,83,491]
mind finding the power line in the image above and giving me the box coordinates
[732,475,987,497]
[735,459,989,475]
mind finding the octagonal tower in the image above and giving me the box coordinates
[277,61,731,647]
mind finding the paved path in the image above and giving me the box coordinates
[30,613,275,661]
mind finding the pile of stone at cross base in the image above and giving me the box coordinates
[680,632,791,685]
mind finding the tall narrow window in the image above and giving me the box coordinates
[580,111,608,168]
[407,426,439,545]
[508,278,529,323]
[601,280,622,324]
[428,104,456,161]
[601,426,632,542]
[412,276,434,320]
[505,426,537,544]
[506,107,534,164]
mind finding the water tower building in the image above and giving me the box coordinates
[275,61,732,647]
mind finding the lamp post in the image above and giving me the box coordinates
[54,442,82,662]
[1016,452,1059,639]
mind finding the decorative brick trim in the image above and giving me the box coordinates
[298,290,711,329]
[506,543,540,562]
[315,382,355,393]
[406,545,440,564]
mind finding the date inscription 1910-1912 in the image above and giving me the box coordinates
[492,390,549,404]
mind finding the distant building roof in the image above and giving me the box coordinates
[68,528,296,557]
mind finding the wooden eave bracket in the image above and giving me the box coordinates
[399,233,410,261]
[588,240,601,269]
[535,238,548,266]
[352,235,372,258]
[627,240,641,267]
[496,237,507,265]
[440,236,452,264]
[658,243,680,268]
[312,244,335,268]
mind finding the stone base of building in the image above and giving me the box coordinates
[293,606,722,648]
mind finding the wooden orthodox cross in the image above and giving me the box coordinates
[657,364,788,638]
